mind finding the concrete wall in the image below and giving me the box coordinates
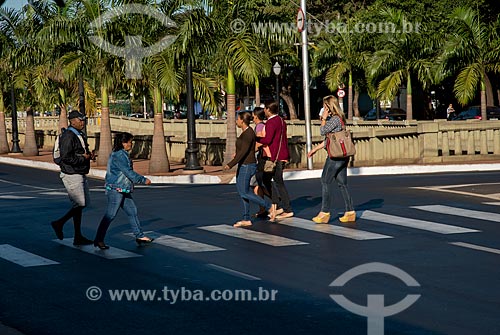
[5,116,500,168]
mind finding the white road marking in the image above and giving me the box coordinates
[0,195,36,199]
[199,225,308,246]
[146,232,225,252]
[39,192,68,196]
[413,205,500,223]
[54,239,142,259]
[278,217,393,240]
[412,184,500,201]
[483,202,500,206]
[361,210,479,234]
[206,264,261,281]
[0,178,53,190]
[450,242,500,255]
[0,244,59,267]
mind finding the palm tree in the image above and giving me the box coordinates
[0,88,9,154]
[208,0,271,163]
[3,4,50,156]
[368,9,434,120]
[312,19,370,119]
[440,7,500,120]
[0,22,11,153]
[39,0,116,164]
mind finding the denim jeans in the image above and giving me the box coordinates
[94,189,145,242]
[270,161,292,212]
[236,163,269,221]
[60,173,90,208]
[321,158,354,213]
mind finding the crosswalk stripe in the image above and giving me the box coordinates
[450,242,500,255]
[199,225,308,246]
[147,232,225,252]
[278,217,392,240]
[54,239,142,259]
[361,210,479,234]
[412,205,500,223]
[0,244,59,267]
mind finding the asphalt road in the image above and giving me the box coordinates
[0,163,499,335]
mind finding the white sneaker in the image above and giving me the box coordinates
[233,220,252,228]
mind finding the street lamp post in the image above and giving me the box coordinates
[273,62,281,105]
[10,81,21,153]
[184,60,203,172]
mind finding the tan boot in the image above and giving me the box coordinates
[339,211,356,223]
[312,212,330,224]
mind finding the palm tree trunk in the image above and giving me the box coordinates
[224,68,237,164]
[406,74,413,120]
[97,85,112,166]
[484,74,494,107]
[0,91,10,154]
[282,84,297,119]
[149,86,170,173]
[255,77,260,108]
[58,88,68,134]
[480,78,487,120]
[353,88,360,118]
[23,106,39,156]
[347,72,353,120]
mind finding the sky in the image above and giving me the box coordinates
[3,0,29,10]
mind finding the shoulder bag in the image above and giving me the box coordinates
[325,120,356,158]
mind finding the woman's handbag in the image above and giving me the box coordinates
[326,127,356,158]
[263,159,276,173]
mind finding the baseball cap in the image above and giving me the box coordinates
[68,110,86,120]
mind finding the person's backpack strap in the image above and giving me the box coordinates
[67,127,87,152]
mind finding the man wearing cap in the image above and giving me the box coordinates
[51,110,94,245]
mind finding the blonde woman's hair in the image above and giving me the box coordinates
[323,95,346,123]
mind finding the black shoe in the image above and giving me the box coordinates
[93,241,110,250]
[73,236,93,246]
[51,221,63,240]
[136,236,154,246]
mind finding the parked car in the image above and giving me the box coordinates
[129,113,148,118]
[451,106,500,120]
[363,108,389,121]
[385,108,406,121]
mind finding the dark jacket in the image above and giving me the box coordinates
[59,127,90,175]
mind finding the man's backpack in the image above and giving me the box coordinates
[53,127,86,165]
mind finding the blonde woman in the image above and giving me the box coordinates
[307,95,355,224]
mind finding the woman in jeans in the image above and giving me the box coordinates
[307,95,355,224]
[93,132,153,249]
[224,111,271,228]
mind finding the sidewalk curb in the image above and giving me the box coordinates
[1,156,499,184]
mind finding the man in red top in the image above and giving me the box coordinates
[257,101,293,221]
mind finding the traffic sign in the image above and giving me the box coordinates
[296,9,305,32]
[337,89,346,98]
